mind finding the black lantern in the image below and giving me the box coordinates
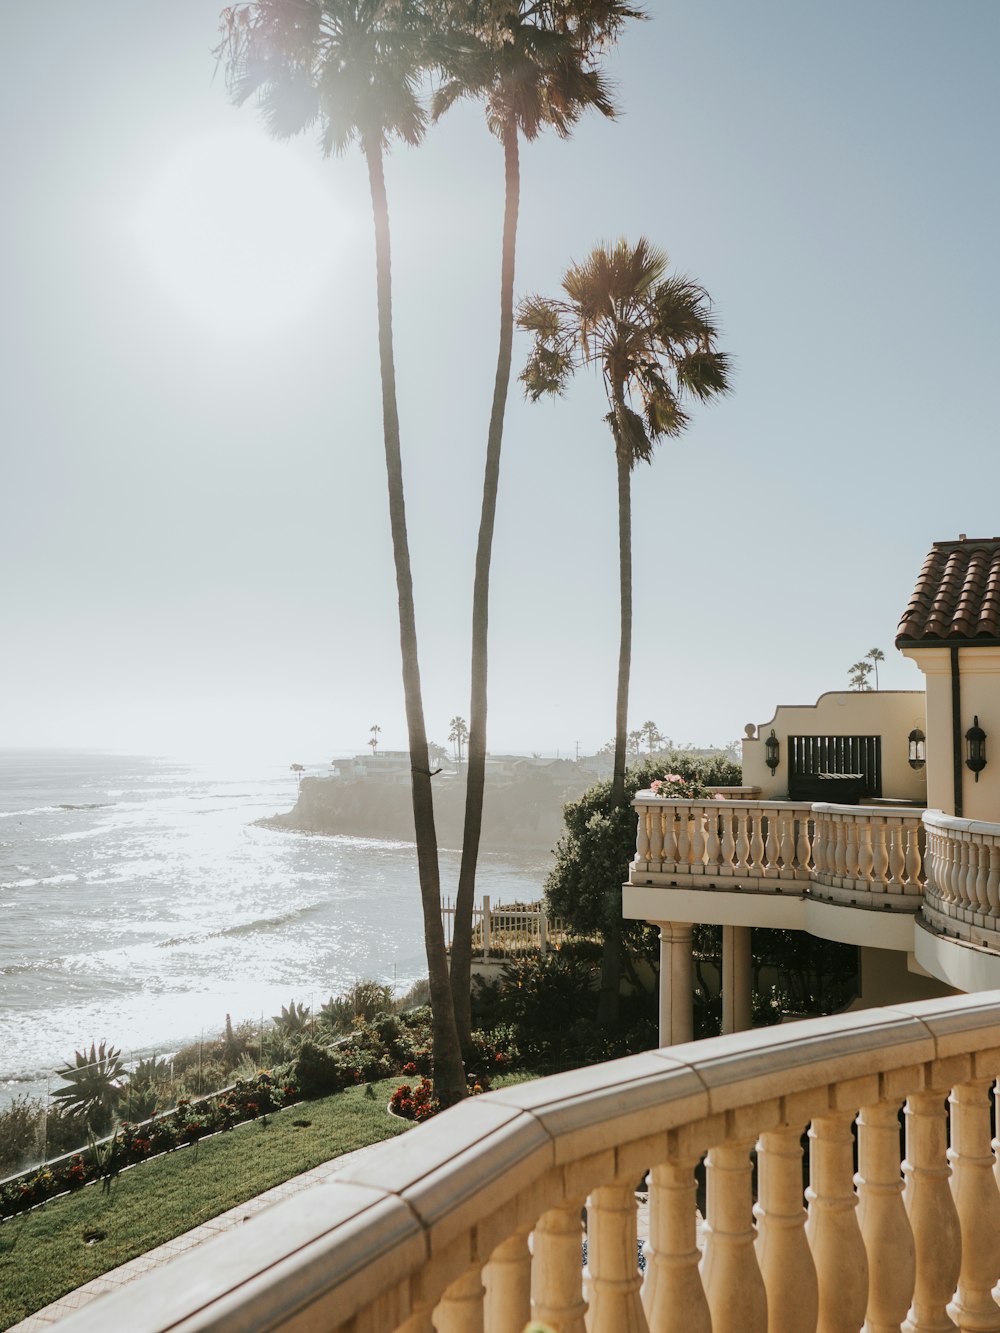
[908,728,926,770]
[764,729,780,775]
[965,716,987,781]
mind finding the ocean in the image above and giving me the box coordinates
[0,750,549,1108]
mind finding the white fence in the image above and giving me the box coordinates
[440,896,571,959]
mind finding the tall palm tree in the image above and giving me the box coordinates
[217,0,466,1104]
[518,237,730,1023]
[866,646,885,689]
[433,0,643,1049]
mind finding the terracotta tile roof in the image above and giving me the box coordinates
[896,537,1000,645]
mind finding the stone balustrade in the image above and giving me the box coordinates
[924,811,1000,950]
[56,994,1000,1333]
[810,802,925,908]
[632,797,925,911]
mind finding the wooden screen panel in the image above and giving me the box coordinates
[787,735,882,799]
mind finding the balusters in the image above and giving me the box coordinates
[585,1184,648,1332]
[856,820,874,888]
[433,1266,485,1333]
[815,813,831,877]
[483,1231,531,1332]
[676,814,690,869]
[691,809,706,871]
[635,806,651,868]
[833,819,847,880]
[642,1157,711,1333]
[779,811,795,876]
[735,810,751,875]
[806,1111,869,1333]
[972,840,990,914]
[750,813,765,876]
[700,1139,768,1333]
[872,821,890,889]
[888,823,906,890]
[721,809,736,872]
[902,1090,961,1333]
[663,807,679,871]
[856,1101,914,1333]
[705,807,722,871]
[904,823,923,889]
[648,806,664,872]
[755,1124,817,1333]
[797,814,813,876]
[947,1078,1000,1331]
[532,1204,588,1333]
[764,813,779,876]
[844,817,860,882]
[987,843,1000,915]
[955,838,970,909]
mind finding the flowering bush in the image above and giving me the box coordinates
[389,1077,439,1122]
[649,773,720,800]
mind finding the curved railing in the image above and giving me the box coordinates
[924,811,1000,947]
[632,796,925,910]
[58,994,1000,1333]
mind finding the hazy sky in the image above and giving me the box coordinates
[3,1,997,763]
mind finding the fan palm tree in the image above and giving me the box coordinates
[433,0,643,1049]
[217,0,465,1104]
[519,237,731,1023]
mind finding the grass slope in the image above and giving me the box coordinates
[0,1080,410,1329]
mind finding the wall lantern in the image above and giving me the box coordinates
[965,716,987,781]
[764,729,780,775]
[908,728,926,770]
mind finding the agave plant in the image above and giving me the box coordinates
[272,1000,311,1036]
[51,1041,127,1131]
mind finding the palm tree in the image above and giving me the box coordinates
[449,715,469,764]
[866,647,885,690]
[627,728,644,758]
[849,660,873,691]
[640,719,663,756]
[519,237,730,1023]
[217,0,465,1104]
[290,762,305,786]
[368,723,381,758]
[433,0,642,1050]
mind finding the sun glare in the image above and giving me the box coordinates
[129,129,357,338]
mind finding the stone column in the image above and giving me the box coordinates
[656,921,693,1046]
[721,924,752,1034]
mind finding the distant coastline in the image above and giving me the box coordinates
[259,768,595,853]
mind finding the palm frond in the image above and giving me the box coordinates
[676,349,732,401]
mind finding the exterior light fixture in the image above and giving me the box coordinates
[965,716,987,782]
[764,729,780,775]
[908,728,926,770]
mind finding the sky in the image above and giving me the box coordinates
[2,1,998,765]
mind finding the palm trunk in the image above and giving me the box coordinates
[598,409,632,1029]
[363,138,465,1106]
[451,120,520,1051]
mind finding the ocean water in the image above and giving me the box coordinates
[0,750,549,1107]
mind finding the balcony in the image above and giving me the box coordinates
[55,992,1000,1333]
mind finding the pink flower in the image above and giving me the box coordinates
[650,780,662,794]
[714,792,727,800]
[666,773,683,784]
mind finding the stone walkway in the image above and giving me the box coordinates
[9,1141,384,1330]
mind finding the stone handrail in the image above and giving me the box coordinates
[56,993,1000,1333]
[632,796,926,912]
[923,810,1000,949]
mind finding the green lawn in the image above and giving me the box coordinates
[0,1080,411,1329]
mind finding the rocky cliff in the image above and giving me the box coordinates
[261,771,590,852]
